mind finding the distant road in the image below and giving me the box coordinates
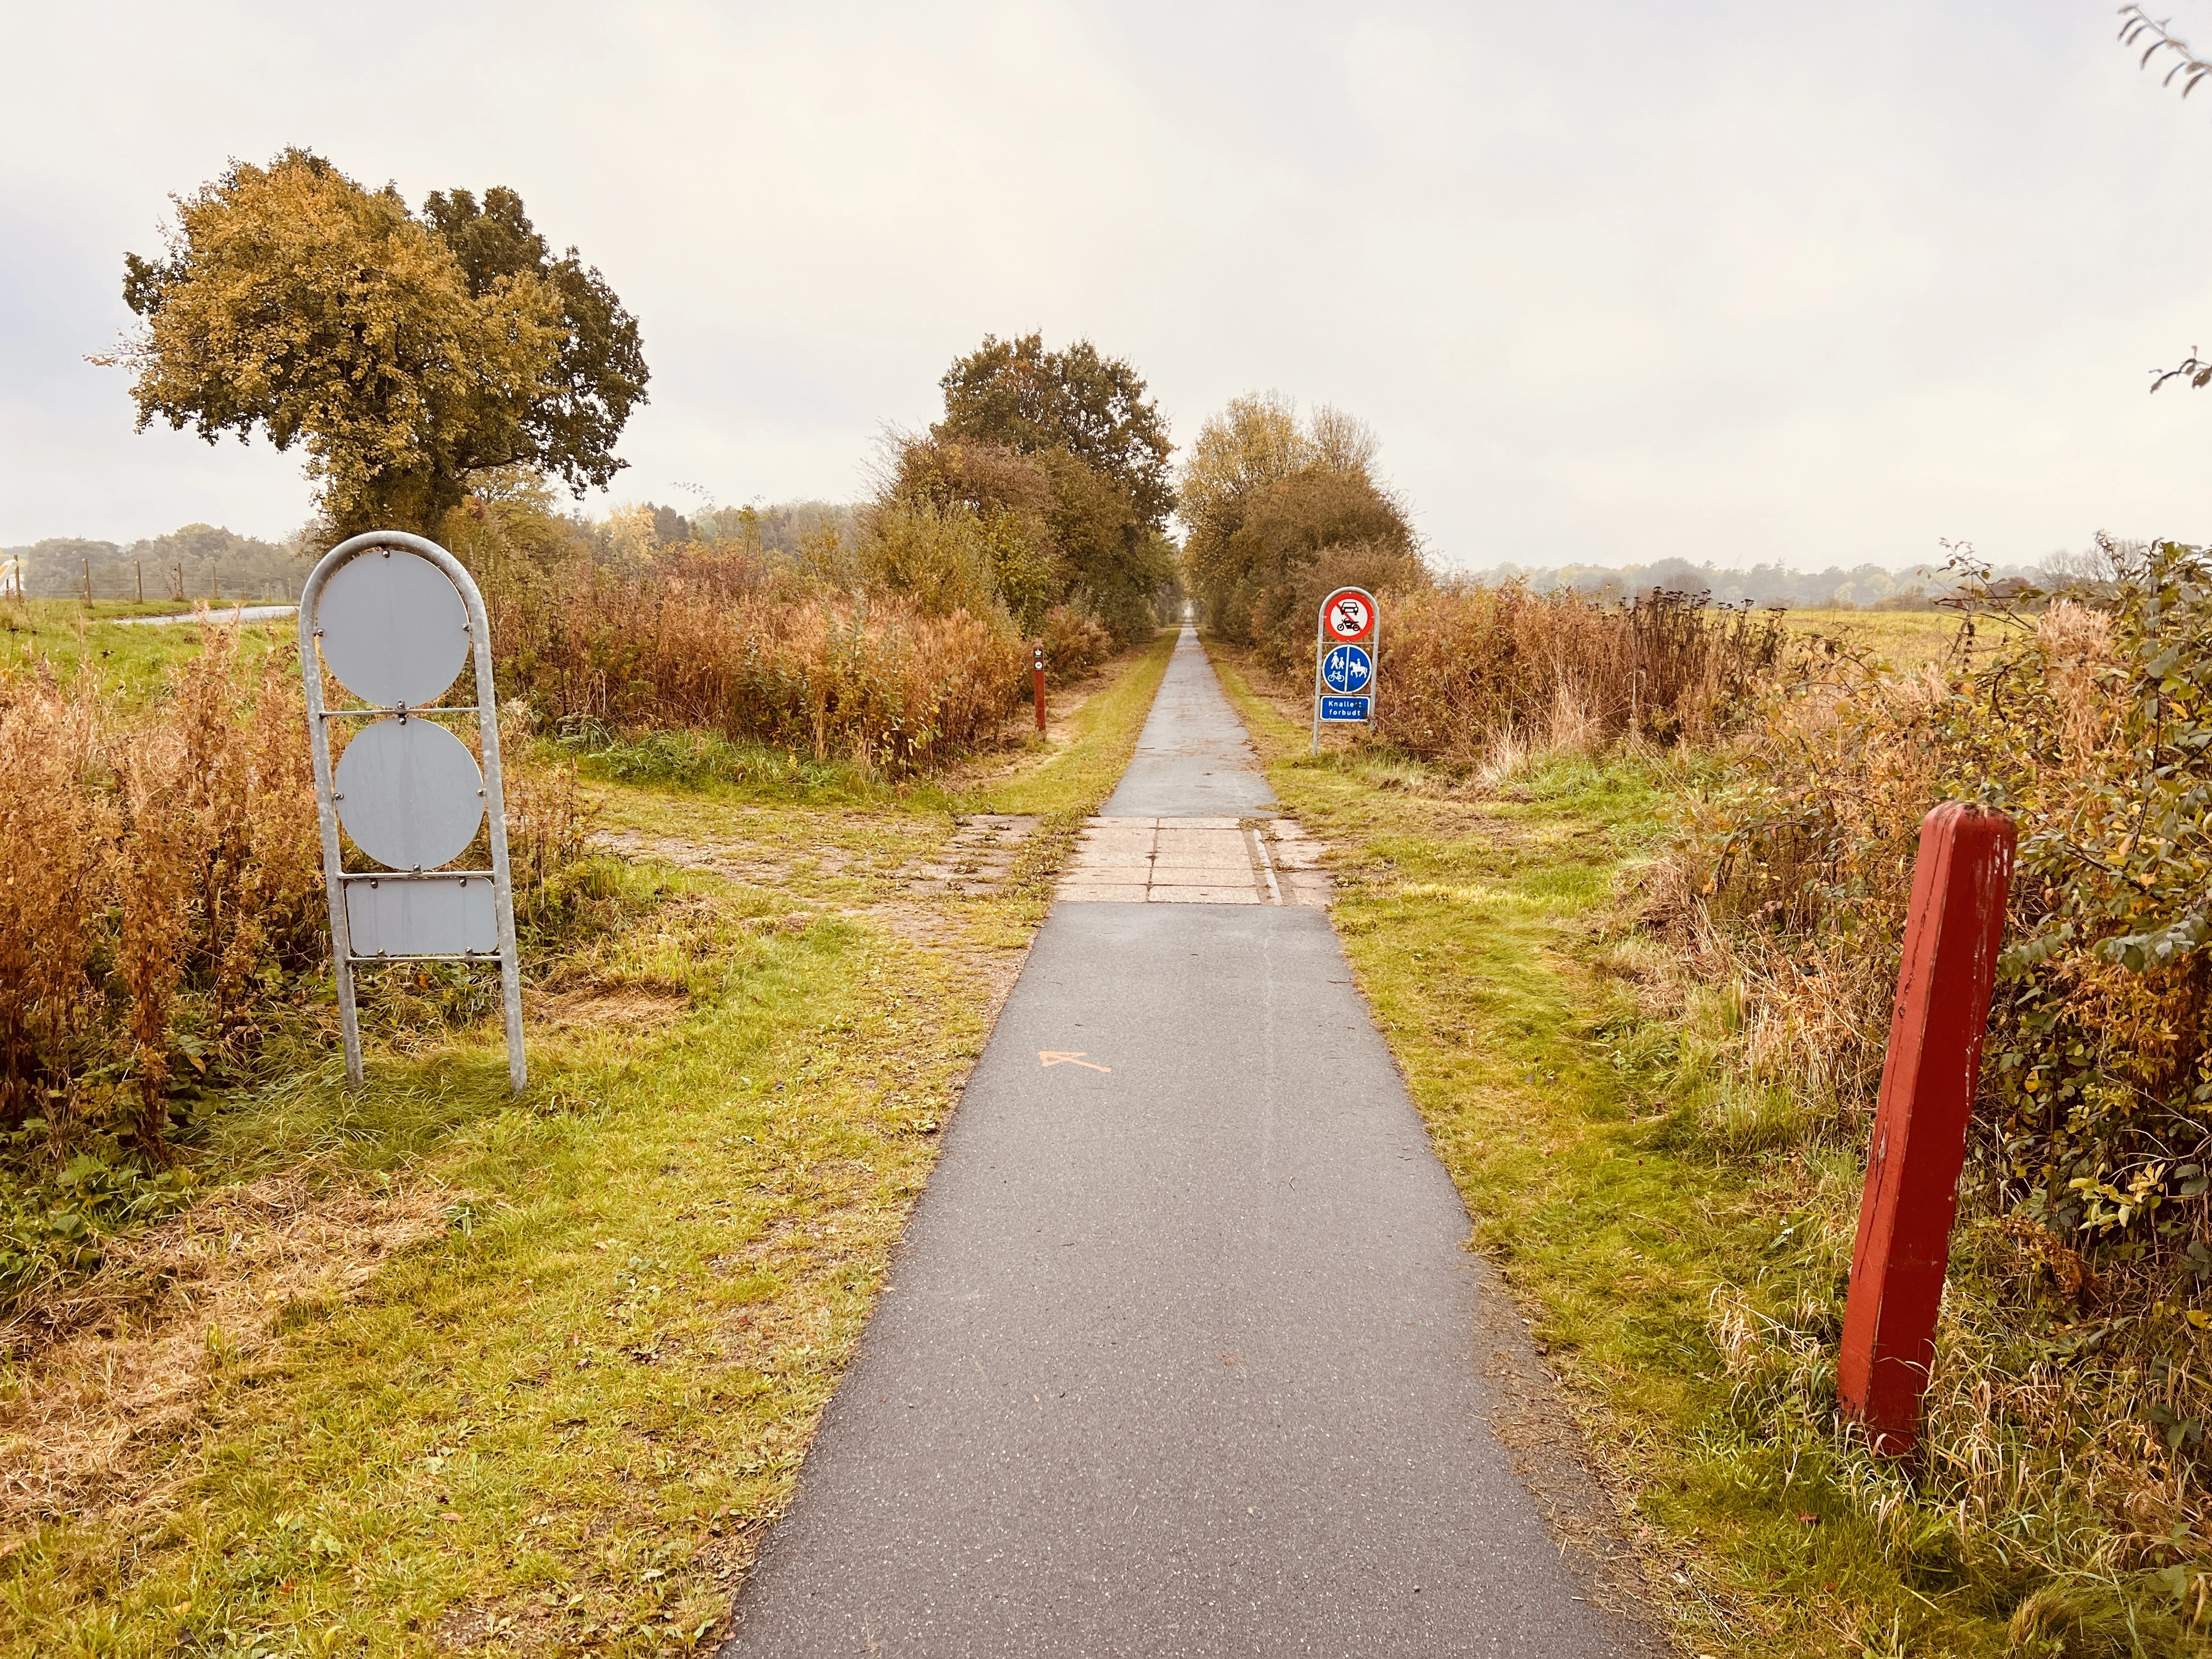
[106,605,296,627]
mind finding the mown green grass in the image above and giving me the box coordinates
[9,899,951,1656]
[0,605,296,710]
[1207,644,2039,1658]
[0,633,1176,1658]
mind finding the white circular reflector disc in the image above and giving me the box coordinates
[335,718,487,870]
[318,549,470,708]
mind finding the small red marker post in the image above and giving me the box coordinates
[1837,802,2016,1455]
[1032,644,1047,736]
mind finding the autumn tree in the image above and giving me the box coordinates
[1181,393,1425,661]
[920,333,1178,640]
[111,150,647,540]
[877,437,1059,630]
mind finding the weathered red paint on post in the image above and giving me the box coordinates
[1837,802,2016,1454]
[1032,645,1047,736]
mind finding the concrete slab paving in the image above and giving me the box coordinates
[1148,884,1262,904]
[719,628,1649,1658]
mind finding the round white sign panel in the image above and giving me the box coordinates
[318,549,470,709]
[335,718,487,870]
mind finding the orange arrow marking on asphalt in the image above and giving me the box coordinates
[1039,1051,1111,1073]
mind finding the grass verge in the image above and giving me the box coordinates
[1206,641,2085,1659]
[0,632,1176,1658]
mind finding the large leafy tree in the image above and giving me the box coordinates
[419,186,647,498]
[112,150,647,538]
[925,334,1178,640]
[935,333,1175,534]
[1181,393,1423,656]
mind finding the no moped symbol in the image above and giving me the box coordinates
[1323,590,1374,644]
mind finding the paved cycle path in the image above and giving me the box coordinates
[721,630,1645,1657]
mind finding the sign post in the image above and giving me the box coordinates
[298,531,527,1093]
[1837,802,2015,1454]
[1033,642,1047,735]
[1312,586,1379,755]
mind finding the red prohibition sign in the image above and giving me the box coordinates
[1321,588,1376,643]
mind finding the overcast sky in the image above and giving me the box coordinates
[7,2,2212,571]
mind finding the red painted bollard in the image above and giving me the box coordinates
[1032,644,1047,736]
[1837,802,2016,1454]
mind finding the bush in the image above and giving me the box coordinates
[0,628,323,1160]
[475,539,1027,774]
[1372,584,1782,765]
[1680,544,2212,1576]
[1181,396,1423,651]
[1244,540,1427,676]
[0,628,585,1175]
[1040,603,1114,684]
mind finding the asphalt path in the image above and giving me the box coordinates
[720,629,1644,1657]
[1098,628,1276,819]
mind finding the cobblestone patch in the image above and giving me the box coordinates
[902,814,1040,896]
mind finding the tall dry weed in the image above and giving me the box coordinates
[1372,584,1781,768]
[0,670,109,1138]
[1669,544,2212,1591]
[115,754,190,1156]
[498,699,590,921]
[0,632,348,1161]
[486,544,1026,771]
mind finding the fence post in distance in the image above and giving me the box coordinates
[1837,800,2016,1455]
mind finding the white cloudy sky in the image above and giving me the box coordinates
[6,1,2212,571]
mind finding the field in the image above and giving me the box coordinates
[0,634,1175,1657]
[1769,606,2025,670]
[0,604,295,707]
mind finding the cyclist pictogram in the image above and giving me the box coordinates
[1321,644,1373,695]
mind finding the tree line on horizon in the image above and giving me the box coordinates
[98,150,1193,650]
[3,524,302,603]
[101,145,2119,646]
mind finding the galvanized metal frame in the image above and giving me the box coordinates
[298,531,526,1091]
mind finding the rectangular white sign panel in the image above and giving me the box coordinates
[343,873,499,958]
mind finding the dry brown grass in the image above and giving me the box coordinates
[0,674,108,1139]
[1644,558,2212,1616]
[475,540,1028,772]
[0,624,323,1158]
[521,984,690,1029]
[0,1165,452,1531]
[0,621,586,1330]
[1372,585,1782,769]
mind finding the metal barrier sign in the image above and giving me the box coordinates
[298,532,526,1091]
[1312,585,1380,753]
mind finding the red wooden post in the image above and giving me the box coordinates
[1837,802,2016,1454]
[1032,644,1047,735]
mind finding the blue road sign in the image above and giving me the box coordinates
[1321,644,1374,695]
[1319,696,1370,723]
